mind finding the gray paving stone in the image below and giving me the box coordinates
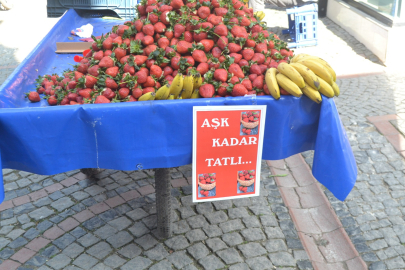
[25,255,47,267]
[70,226,86,238]
[187,215,209,229]
[94,224,118,240]
[29,207,54,220]
[149,260,173,270]
[118,243,142,259]
[229,263,250,270]
[121,256,153,270]
[106,231,133,248]
[77,233,100,248]
[187,242,210,260]
[92,263,113,270]
[104,254,126,268]
[264,226,285,239]
[84,185,106,196]
[222,232,243,246]
[107,216,131,231]
[240,227,266,241]
[14,203,35,215]
[72,191,90,201]
[269,251,296,267]
[73,254,99,269]
[128,222,150,237]
[40,245,60,258]
[126,208,149,221]
[246,256,274,270]
[6,229,25,240]
[172,220,191,234]
[228,207,250,219]
[264,239,288,252]
[87,241,112,259]
[134,234,158,250]
[198,255,225,270]
[179,206,197,219]
[0,225,14,235]
[33,197,52,207]
[238,242,267,258]
[53,233,75,249]
[212,200,233,210]
[202,224,223,238]
[206,237,228,252]
[63,243,84,258]
[370,239,389,250]
[186,228,208,243]
[167,250,193,268]
[82,216,106,230]
[8,236,27,249]
[0,248,14,259]
[165,235,190,251]
[219,219,245,233]
[145,243,169,261]
[217,248,243,264]
[242,216,261,228]
[205,211,228,224]
[369,261,387,270]
[385,256,405,269]
[46,254,71,269]
[260,214,278,227]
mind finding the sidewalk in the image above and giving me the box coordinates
[1,1,405,270]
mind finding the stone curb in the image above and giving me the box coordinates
[267,155,367,269]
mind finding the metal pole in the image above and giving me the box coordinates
[154,168,172,238]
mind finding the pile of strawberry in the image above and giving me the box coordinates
[241,111,259,134]
[238,170,254,193]
[27,0,294,105]
[199,173,216,197]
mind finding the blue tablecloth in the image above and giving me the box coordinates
[0,10,357,202]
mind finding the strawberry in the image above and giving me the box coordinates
[231,25,248,39]
[255,42,268,54]
[144,44,158,56]
[163,66,173,76]
[102,37,113,50]
[171,56,181,70]
[68,80,77,90]
[150,65,163,78]
[143,76,156,87]
[165,29,174,40]
[249,74,257,81]
[229,64,244,78]
[177,41,192,54]
[67,93,78,101]
[112,36,123,45]
[280,88,290,95]
[199,84,215,98]
[229,53,242,64]
[142,24,155,36]
[217,36,228,50]
[95,95,111,104]
[137,5,147,15]
[197,6,210,19]
[134,55,148,66]
[251,24,263,33]
[251,53,265,64]
[170,0,184,9]
[85,75,97,88]
[117,25,129,36]
[157,37,170,49]
[93,50,104,61]
[217,83,228,96]
[170,38,179,46]
[76,63,88,74]
[280,49,290,57]
[228,43,242,53]
[118,88,130,99]
[132,87,143,98]
[249,64,261,75]
[134,20,143,32]
[229,76,239,84]
[114,47,127,61]
[184,56,195,66]
[214,24,228,36]
[48,95,58,106]
[242,187,248,192]
[159,11,170,25]
[245,39,256,48]
[240,16,251,27]
[193,32,207,42]
[240,176,245,180]
[211,47,222,58]
[192,50,208,63]
[196,62,209,75]
[142,87,155,94]
[135,32,145,41]
[78,89,92,99]
[232,84,248,96]
[123,64,135,75]
[154,22,166,34]
[27,92,40,102]
[245,129,251,135]
[105,77,118,89]
[149,13,159,24]
[99,56,114,68]
[241,79,252,91]
[214,69,228,82]
[174,24,185,38]
[106,66,119,77]
[142,35,155,46]
[75,71,84,81]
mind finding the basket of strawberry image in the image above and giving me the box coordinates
[241,111,260,129]
[198,173,216,191]
[237,170,255,187]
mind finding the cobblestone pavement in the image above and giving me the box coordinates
[0,161,311,270]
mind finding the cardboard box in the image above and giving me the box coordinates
[56,42,94,53]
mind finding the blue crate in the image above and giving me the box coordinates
[47,0,138,19]
[282,4,318,48]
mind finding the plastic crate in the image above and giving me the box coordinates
[47,0,138,19]
[282,4,318,48]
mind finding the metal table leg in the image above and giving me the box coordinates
[154,168,172,238]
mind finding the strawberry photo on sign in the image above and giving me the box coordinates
[197,173,216,198]
[240,111,260,136]
[237,170,255,194]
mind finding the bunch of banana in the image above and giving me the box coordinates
[169,73,184,99]
[254,11,265,20]
[181,73,194,99]
[138,92,156,101]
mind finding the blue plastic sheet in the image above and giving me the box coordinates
[0,10,357,202]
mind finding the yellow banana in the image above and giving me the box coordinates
[290,62,320,90]
[138,92,156,101]
[301,84,322,104]
[298,59,334,85]
[191,90,200,99]
[169,74,183,98]
[254,11,265,20]
[331,81,340,96]
[277,62,305,88]
[193,74,202,90]
[297,56,336,82]
[318,77,335,98]
[276,73,302,97]
[168,94,174,100]
[291,53,309,63]
[155,84,170,100]
[181,74,194,99]
[264,68,280,100]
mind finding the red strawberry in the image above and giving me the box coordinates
[150,65,163,78]
[171,0,184,9]
[74,71,84,81]
[99,56,114,68]
[143,76,155,87]
[112,36,122,45]
[78,89,92,99]
[245,39,256,48]
[117,25,129,36]
[27,92,40,102]
[123,64,135,75]
[229,76,239,84]
[232,84,248,96]
[280,88,290,95]
[214,24,228,36]
[174,24,185,38]
[134,55,148,66]
[239,186,244,191]
[214,69,228,82]
[197,6,210,19]
[102,37,113,50]
[163,66,173,76]
[171,56,181,70]
[118,88,130,99]
[137,5,147,15]
[76,63,88,74]
[211,47,222,58]
[95,95,111,104]
[48,95,58,106]
[142,24,155,36]
[245,129,251,135]
[192,50,208,63]
[135,32,145,41]
[142,87,155,94]
[197,63,209,75]
[85,75,97,88]
[149,13,159,24]
[229,63,244,78]
[160,11,170,25]
[240,176,245,180]
[255,42,268,54]
[132,87,143,99]
[184,55,195,66]
[199,84,215,98]
[208,15,222,25]
[193,32,208,42]
[228,43,242,53]
[217,83,228,96]
[242,187,248,192]
[102,87,115,99]
[165,29,174,40]
[142,35,155,46]
[200,190,205,195]
[204,191,209,196]
[105,78,118,89]
[93,50,104,61]
[106,66,119,77]
[242,48,254,61]
[241,79,252,91]
[134,20,143,32]
[229,53,242,63]
[251,53,265,64]
[252,24,263,33]
[67,93,78,101]
[177,41,192,54]
[217,36,228,50]
[201,180,207,184]
[231,25,248,39]
[249,74,257,81]
[280,49,290,57]
[154,22,166,34]
[67,80,77,90]
[144,44,158,56]
[240,16,251,27]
